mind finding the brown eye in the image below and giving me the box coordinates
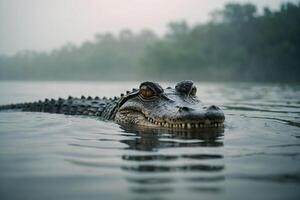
[190,87,197,96]
[140,86,155,98]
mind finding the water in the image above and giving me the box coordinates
[0,81,299,200]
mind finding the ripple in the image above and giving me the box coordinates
[122,164,224,173]
[187,186,223,193]
[121,138,223,151]
[126,177,175,184]
[122,155,178,161]
[224,105,300,114]
[68,143,125,150]
[267,144,300,148]
[122,154,223,162]
[182,154,223,160]
[129,187,174,193]
[230,173,300,183]
[245,116,300,128]
[184,176,225,182]
[64,158,120,169]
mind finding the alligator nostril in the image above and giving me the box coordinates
[179,106,191,112]
[207,105,219,110]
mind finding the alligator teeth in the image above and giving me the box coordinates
[145,116,223,129]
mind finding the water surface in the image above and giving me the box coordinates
[0,81,299,200]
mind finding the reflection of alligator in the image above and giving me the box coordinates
[120,128,225,195]
[120,127,224,151]
[0,80,225,130]
[121,128,224,169]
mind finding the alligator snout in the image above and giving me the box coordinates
[177,105,221,113]
[177,105,220,113]
[174,104,224,123]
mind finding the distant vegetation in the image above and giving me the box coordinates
[0,30,157,80]
[0,2,299,82]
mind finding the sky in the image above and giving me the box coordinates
[0,0,298,55]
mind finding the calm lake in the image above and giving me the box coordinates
[0,81,299,200]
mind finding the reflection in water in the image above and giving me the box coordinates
[122,154,223,162]
[184,176,225,182]
[122,164,224,173]
[187,186,223,193]
[126,177,175,184]
[129,187,174,194]
[230,173,300,183]
[119,126,225,196]
[120,125,224,151]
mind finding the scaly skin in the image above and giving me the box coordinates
[0,81,225,130]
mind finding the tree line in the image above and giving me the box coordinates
[0,2,299,82]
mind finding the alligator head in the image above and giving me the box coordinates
[115,81,225,129]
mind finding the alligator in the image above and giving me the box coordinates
[0,81,225,130]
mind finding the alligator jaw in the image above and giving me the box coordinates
[115,109,224,129]
[144,116,224,129]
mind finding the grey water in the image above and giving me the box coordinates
[0,81,299,200]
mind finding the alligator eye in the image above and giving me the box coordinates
[140,86,155,98]
[190,87,197,96]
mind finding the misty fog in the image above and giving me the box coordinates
[0,0,299,82]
